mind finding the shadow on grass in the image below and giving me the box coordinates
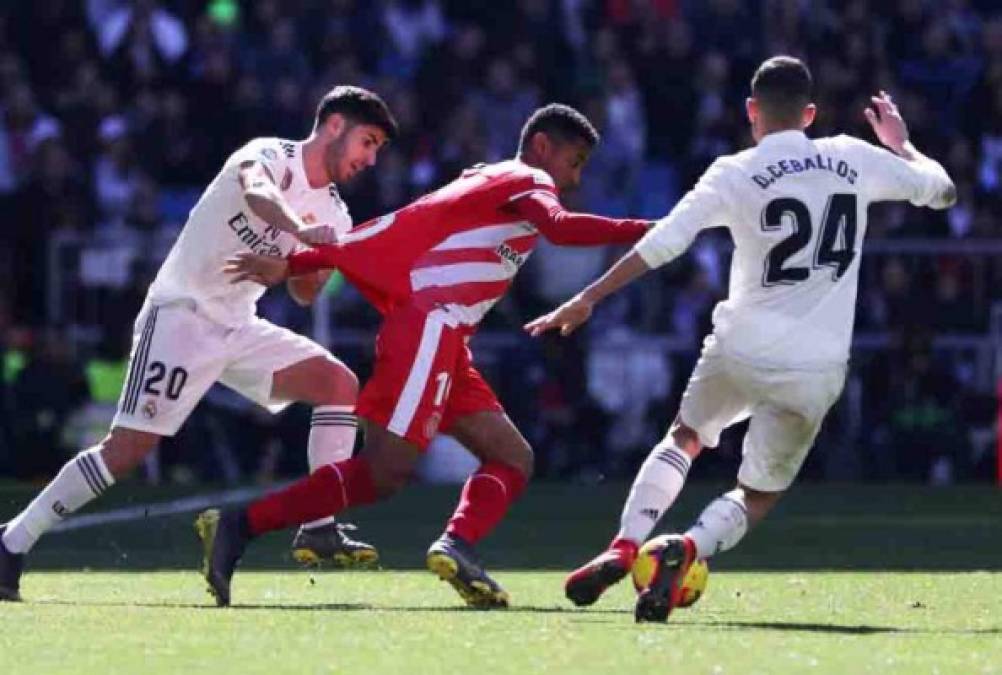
[689,619,1002,636]
[33,598,627,615]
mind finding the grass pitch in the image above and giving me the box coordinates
[0,483,999,674]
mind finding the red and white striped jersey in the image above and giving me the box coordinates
[290,159,648,330]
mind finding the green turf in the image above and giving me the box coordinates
[0,571,999,674]
[0,483,1000,673]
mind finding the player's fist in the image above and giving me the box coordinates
[298,223,339,246]
[224,252,289,286]
[524,295,594,337]
[864,91,909,156]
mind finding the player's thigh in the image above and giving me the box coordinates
[112,302,227,438]
[677,342,752,449]
[737,367,845,492]
[440,357,532,476]
[356,304,465,450]
[270,355,358,406]
[219,317,340,411]
[357,420,422,496]
[447,411,532,478]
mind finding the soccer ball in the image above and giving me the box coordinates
[631,535,709,609]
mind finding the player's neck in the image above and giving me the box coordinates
[756,124,804,143]
[301,135,332,188]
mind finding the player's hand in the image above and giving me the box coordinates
[224,252,290,286]
[864,91,909,155]
[524,295,594,337]
[298,223,339,246]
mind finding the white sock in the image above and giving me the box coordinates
[2,448,115,554]
[616,439,692,544]
[685,488,749,559]
[302,405,357,530]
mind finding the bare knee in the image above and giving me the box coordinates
[735,484,784,528]
[99,428,160,479]
[369,464,412,498]
[504,441,534,480]
[669,418,702,459]
[273,356,358,406]
[312,358,359,404]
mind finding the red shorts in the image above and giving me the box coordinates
[356,303,503,450]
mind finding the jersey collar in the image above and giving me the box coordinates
[757,129,809,148]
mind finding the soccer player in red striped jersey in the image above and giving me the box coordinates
[198,104,651,608]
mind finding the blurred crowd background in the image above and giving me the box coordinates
[0,0,1000,486]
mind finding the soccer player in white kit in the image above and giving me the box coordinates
[0,86,398,601]
[525,56,956,622]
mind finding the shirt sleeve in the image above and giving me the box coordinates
[845,136,955,209]
[505,191,649,245]
[634,158,733,269]
[229,138,286,184]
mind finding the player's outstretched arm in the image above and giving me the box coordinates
[863,91,956,208]
[524,251,651,337]
[507,191,650,245]
[224,251,290,286]
[238,161,340,245]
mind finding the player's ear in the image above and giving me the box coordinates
[324,112,346,138]
[745,97,757,126]
[530,131,551,159]
[801,103,817,131]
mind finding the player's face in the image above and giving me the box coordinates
[327,123,388,183]
[543,138,592,192]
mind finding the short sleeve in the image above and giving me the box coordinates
[229,138,286,183]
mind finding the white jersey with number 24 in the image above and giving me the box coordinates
[635,130,954,369]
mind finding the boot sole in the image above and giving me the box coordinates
[426,552,509,609]
[292,547,380,569]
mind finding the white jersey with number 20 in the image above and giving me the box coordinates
[635,130,954,369]
[147,138,353,328]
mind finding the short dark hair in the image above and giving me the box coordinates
[314,86,399,141]
[518,103,599,153]
[750,56,813,125]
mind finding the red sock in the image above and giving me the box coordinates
[609,537,639,566]
[247,457,378,536]
[445,462,528,544]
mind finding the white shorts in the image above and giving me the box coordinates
[111,301,330,436]
[678,336,846,492]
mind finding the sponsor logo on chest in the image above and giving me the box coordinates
[495,243,525,272]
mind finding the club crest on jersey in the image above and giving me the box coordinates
[423,412,442,441]
[495,243,525,271]
[280,168,293,191]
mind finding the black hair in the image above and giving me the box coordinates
[314,86,399,141]
[750,56,813,125]
[518,103,599,153]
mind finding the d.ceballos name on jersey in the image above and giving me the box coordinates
[751,154,858,189]
[228,211,283,256]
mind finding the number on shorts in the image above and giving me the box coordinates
[433,372,452,406]
[144,361,189,401]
